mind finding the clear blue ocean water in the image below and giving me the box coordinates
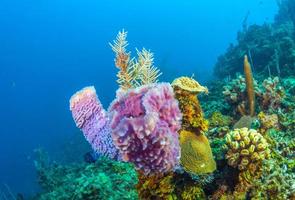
[0,0,277,196]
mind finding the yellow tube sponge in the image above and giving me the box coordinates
[180,130,216,174]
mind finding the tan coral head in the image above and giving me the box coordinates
[172,76,208,94]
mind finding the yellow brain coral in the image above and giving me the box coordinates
[180,130,216,174]
[172,76,209,132]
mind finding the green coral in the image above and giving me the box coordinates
[210,138,227,161]
[34,150,138,200]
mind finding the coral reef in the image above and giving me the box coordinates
[109,83,182,175]
[225,128,270,195]
[214,10,295,79]
[34,150,138,200]
[46,12,295,199]
[69,86,120,159]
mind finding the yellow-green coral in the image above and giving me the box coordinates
[180,184,206,200]
[180,130,216,174]
[258,111,280,134]
[250,160,295,200]
[172,77,209,133]
[136,172,176,200]
[209,111,232,128]
[225,128,270,193]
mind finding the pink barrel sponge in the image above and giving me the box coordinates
[108,83,182,175]
[70,86,120,160]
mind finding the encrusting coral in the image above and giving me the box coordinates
[172,76,209,132]
[108,83,182,175]
[110,30,162,90]
[225,128,270,195]
[69,86,120,160]
[171,76,216,175]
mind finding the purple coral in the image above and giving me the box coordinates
[109,83,182,175]
[70,86,120,160]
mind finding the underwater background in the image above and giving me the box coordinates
[0,0,287,198]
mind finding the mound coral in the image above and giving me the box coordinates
[225,128,270,193]
[180,130,216,174]
[69,86,120,160]
[172,76,209,132]
[109,83,182,175]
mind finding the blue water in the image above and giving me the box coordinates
[0,0,277,196]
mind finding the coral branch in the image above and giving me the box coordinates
[110,30,161,90]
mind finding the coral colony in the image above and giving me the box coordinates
[35,3,294,198]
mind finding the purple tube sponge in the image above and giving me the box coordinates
[70,86,120,160]
[109,83,182,175]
